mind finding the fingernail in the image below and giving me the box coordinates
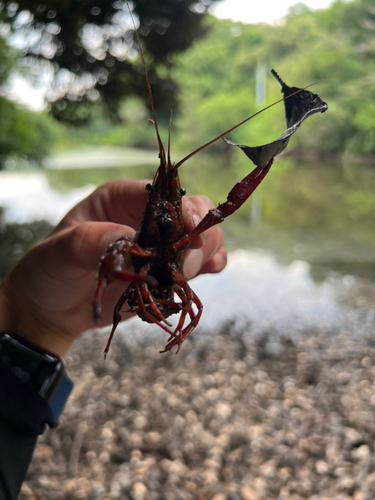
[183,249,204,280]
[191,214,206,246]
[192,214,201,228]
[101,230,130,253]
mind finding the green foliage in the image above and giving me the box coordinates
[0,36,15,85]
[2,0,375,167]
[52,97,158,152]
[0,99,58,168]
[171,0,375,161]
[0,8,59,168]
[42,0,375,163]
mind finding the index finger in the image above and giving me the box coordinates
[56,179,150,231]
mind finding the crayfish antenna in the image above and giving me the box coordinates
[125,0,166,165]
[167,110,173,167]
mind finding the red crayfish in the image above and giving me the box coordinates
[94,7,328,356]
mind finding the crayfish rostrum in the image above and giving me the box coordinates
[94,7,328,356]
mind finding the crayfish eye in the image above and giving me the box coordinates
[180,188,186,196]
[145,183,152,191]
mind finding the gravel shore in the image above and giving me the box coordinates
[20,322,375,500]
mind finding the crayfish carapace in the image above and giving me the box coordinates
[94,6,328,356]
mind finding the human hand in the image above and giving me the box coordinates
[0,180,227,356]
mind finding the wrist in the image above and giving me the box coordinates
[0,278,74,357]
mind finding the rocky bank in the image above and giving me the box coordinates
[19,321,375,500]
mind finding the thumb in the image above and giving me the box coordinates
[45,222,136,276]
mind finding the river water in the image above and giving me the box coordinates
[1,147,375,342]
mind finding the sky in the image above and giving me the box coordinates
[211,0,335,24]
[7,72,48,111]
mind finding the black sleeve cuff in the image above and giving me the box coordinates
[0,366,58,499]
[0,365,56,435]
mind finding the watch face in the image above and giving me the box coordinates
[0,332,65,401]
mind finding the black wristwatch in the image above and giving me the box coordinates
[0,331,73,435]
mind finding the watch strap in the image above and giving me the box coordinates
[49,372,74,425]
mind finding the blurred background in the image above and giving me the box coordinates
[1,0,375,284]
[1,0,375,499]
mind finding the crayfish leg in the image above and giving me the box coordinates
[132,283,175,336]
[103,281,175,358]
[94,236,157,321]
[140,283,173,327]
[160,271,203,354]
[103,286,130,358]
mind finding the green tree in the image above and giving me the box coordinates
[0,0,221,124]
[0,99,57,168]
[0,25,57,168]
[173,0,375,160]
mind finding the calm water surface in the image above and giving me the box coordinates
[1,147,375,336]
